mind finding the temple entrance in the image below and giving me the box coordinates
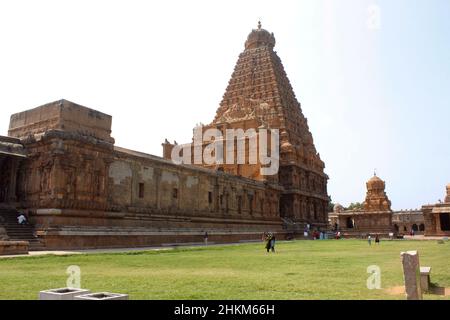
[346,217,354,229]
[440,213,450,231]
[0,154,21,204]
[0,156,10,203]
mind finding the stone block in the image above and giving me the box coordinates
[0,241,29,255]
[74,292,129,300]
[420,266,431,292]
[39,288,91,300]
[400,250,422,300]
[8,99,113,143]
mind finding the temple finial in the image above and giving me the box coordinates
[257,20,262,30]
[374,168,377,176]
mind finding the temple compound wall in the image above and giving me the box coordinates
[422,184,450,236]
[392,210,425,235]
[5,100,284,249]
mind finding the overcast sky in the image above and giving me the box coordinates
[0,0,449,210]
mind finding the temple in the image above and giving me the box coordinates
[329,175,449,237]
[164,22,329,230]
[329,174,394,237]
[0,23,329,250]
[422,184,450,236]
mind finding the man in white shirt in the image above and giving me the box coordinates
[17,214,27,225]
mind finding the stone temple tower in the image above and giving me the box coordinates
[203,22,329,227]
[363,174,392,212]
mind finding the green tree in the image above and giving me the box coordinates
[328,202,335,213]
[346,202,364,210]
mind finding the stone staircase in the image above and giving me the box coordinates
[0,207,44,250]
[281,217,304,233]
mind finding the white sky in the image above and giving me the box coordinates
[1,0,449,210]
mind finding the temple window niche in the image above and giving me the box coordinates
[208,191,213,205]
[237,195,242,214]
[138,183,144,199]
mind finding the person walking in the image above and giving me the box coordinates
[375,234,380,245]
[204,231,208,246]
[265,233,273,253]
[270,234,276,252]
[368,235,372,246]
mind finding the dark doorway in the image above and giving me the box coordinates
[0,156,10,203]
[346,217,354,229]
[419,224,425,232]
[440,213,450,231]
[412,224,418,232]
[394,224,399,232]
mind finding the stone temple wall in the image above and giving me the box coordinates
[6,100,285,250]
[110,147,281,219]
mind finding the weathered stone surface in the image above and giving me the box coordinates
[0,240,29,255]
[8,99,114,144]
[401,250,422,300]
[392,210,425,234]
[420,266,431,292]
[422,184,450,236]
[0,227,8,240]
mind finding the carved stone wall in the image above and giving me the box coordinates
[422,184,450,236]
[17,130,113,210]
[110,146,281,219]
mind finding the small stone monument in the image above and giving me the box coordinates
[400,250,422,300]
[419,266,432,292]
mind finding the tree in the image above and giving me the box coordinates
[347,202,364,211]
[328,202,335,213]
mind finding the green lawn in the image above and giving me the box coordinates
[0,240,449,300]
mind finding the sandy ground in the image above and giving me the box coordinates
[386,285,450,297]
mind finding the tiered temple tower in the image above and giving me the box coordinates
[330,174,394,236]
[193,22,330,227]
[363,174,392,211]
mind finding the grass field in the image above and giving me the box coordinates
[0,239,449,300]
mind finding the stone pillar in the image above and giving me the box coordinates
[400,250,422,300]
[435,213,442,234]
[155,168,161,210]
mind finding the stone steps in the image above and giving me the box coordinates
[0,208,44,250]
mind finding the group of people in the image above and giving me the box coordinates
[367,234,381,245]
[263,232,276,253]
[311,230,328,240]
[303,224,327,240]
